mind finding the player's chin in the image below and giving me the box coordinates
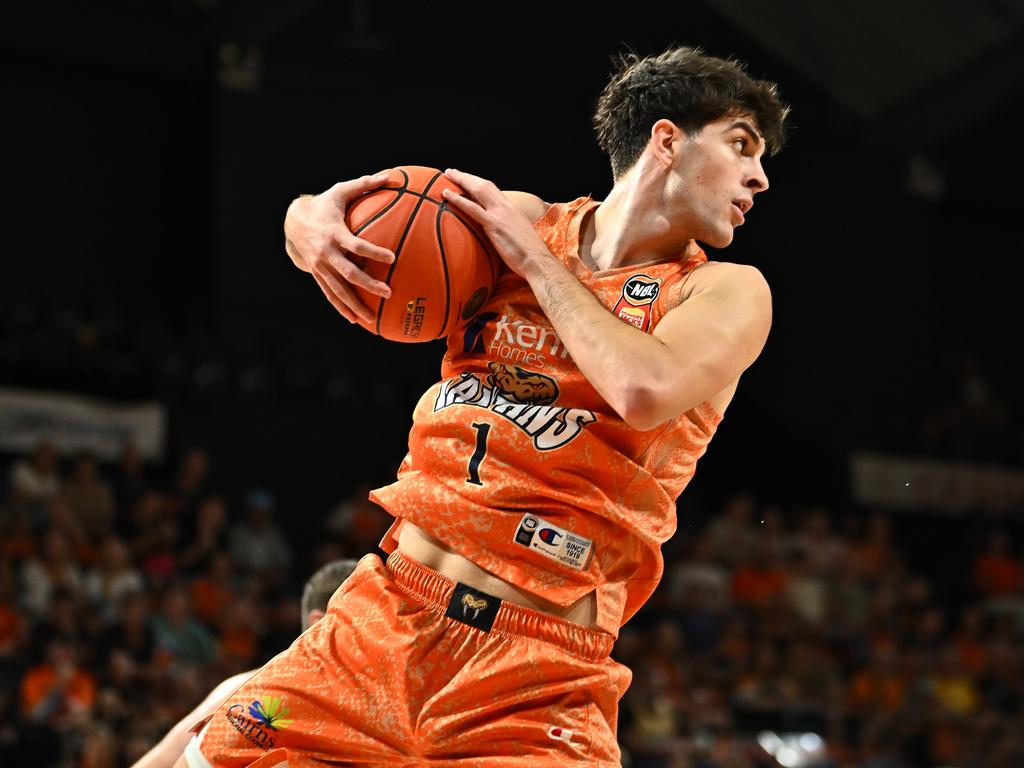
[704,226,735,249]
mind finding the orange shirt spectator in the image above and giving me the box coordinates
[846,651,906,714]
[20,638,96,724]
[732,541,788,606]
[972,530,1020,597]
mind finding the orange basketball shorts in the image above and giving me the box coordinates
[186,550,631,767]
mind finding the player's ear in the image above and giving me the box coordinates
[306,609,326,628]
[650,119,680,169]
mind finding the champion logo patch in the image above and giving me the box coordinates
[513,513,593,571]
[612,274,662,332]
[538,528,562,545]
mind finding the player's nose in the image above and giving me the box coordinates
[746,157,769,193]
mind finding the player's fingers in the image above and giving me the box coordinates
[314,264,377,323]
[441,188,487,221]
[335,229,395,265]
[444,168,498,203]
[327,252,393,298]
[333,171,393,204]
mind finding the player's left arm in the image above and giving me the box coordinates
[442,168,771,431]
[521,258,770,430]
[131,670,255,768]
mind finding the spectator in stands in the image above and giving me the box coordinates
[83,536,145,625]
[19,635,95,728]
[178,495,229,577]
[21,527,82,618]
[228,488,292,576]
[150,585,217,667]
[703,492,757,568]
[61,450,116,542]
[8,440,61,533]
[972,528,1021,598]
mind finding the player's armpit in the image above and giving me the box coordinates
[626,263,772,430]
[501,190,551,224]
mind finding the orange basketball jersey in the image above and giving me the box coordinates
[370,196,724,635]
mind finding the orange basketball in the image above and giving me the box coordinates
[345,166,500,342]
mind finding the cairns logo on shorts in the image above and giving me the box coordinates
[225,697,293,751]
[612,274,662,333]
[433,363,596,450]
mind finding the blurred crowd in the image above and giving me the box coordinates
[0,441,389,767]
[1,441,1022,767]
[616,494,1024,768]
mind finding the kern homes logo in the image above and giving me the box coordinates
[613,274,662,333]
[433,364,596,451]
[461,312,571,370]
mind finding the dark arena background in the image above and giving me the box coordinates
[2,2,1023,766]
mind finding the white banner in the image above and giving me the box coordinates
[0,388,165,461]
[850,453,1024,515]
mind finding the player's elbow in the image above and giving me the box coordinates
[618,382,674,432]
[619,361,725,431]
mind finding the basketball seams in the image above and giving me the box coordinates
[374,170,445,337]
[433,206,453,339]
[346,166,496,341]
[350,167,409,238]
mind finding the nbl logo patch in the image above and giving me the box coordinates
[613,274,662,332]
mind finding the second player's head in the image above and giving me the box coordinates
[301,558,359,630]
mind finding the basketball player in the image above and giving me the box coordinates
[181,45,788,767]
[134,559,357,768]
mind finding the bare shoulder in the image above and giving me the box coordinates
[501,190,551,224]
[679,260,770,302]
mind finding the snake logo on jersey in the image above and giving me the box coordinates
[433,363,597,451]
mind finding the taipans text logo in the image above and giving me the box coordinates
[461,312,571,369]
[225,697,293,751]
[612,274,662,332]
[433,364,596,451]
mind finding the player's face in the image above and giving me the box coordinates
[667,114,770,248]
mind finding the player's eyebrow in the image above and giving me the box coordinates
[726,119,766,152]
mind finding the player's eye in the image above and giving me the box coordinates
[732,137,747,152]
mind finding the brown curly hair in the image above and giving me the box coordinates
[593,45,790,180]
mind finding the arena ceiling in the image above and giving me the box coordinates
[6,0,1024,151]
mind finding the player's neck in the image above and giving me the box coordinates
[582,161,699,272]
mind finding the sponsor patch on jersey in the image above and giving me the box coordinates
[512,513,594,571]
[612,274,662,333]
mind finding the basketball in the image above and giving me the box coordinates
[344,165,500,342]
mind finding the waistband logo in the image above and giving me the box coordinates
[461,593,489,619]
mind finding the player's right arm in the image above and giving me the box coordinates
[283,179,548,324]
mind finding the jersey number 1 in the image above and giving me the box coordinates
[466,422,490,486]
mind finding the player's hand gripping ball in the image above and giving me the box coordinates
[344,166,500,342]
